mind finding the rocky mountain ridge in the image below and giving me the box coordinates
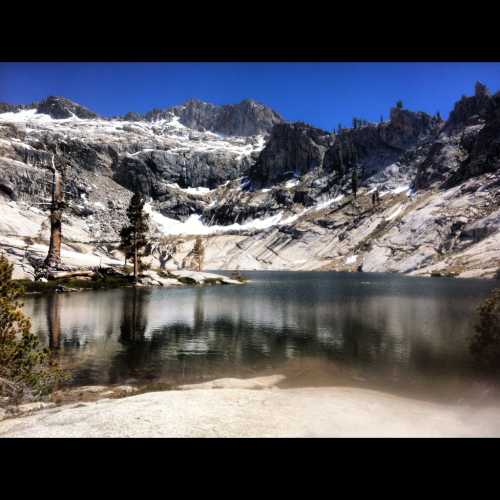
[1,82,500,279]
[0,95,285,137]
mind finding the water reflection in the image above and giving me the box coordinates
[21,272,497,401]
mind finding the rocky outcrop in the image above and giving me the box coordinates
[378,108,435,150]
[167,99,219,131]
[444,81,496,134]
[250,121,333,189]
[154,190,207,222]
[415,82,500,190]
[124,98,285,136]
[111,148,254,199]
[0,95,102,120]
[36,96,102,120]
[216,99,285,136]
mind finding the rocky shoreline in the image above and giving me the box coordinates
[1,374,499,437]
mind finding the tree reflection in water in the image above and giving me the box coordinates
[19,272,498,402]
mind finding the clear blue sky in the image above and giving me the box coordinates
[1,63,499,132]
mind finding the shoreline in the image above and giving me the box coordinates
[1,375,500,437]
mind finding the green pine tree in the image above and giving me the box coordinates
[0,253,71,406]
[192,235,205,271]
[119,192,150,283]
[352,117,357,129]
[436,110,443,123]
[380,115,384,123]
[335,143,344,176]
[397,100,403,109]
[351,144,358,166]
[352,165,359,199]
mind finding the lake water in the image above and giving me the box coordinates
[21,271,499,403]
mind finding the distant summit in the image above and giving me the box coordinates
[0,95,102,120]
[125,98,286,136]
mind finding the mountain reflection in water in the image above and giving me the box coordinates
[21,271,497,403]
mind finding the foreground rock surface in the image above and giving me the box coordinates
[1,384,499,437]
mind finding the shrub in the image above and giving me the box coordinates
[0,253,71,406]
[139,260,151,272]
[121,265,133,276]
[230,268,247,282]
[469,288,500,375]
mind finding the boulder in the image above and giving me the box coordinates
[77,386,109,393]
[360,246,392,272]
[180,374,286,390]
[114,385,138,393]
[221,278,243,284]
[462,211,500,241]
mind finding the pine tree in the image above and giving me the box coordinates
[119,192,150,283]
[397,100,403,110]
[192,235,205,271]
[335,143,344,176]
[345,146,352,165]
[351,144,358,166]
[0,253,71,405]
[436,110,443,123]
[380,115,384,123]
[352,117,358,129]
[351,165,359,199]
[338,123,342,132]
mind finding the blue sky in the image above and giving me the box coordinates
[1,63,499,132]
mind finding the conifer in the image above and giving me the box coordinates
[352,165,359,199]
[336,143,344,176]
[192,235,205,271]
[119,192,150,283]
[0,253,70,405]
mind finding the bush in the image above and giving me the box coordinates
[121,265,133,276]
[469,288,500,374]
[230,269,247,282]
[0,253,71,406]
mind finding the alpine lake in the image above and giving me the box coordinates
[21,271,500,405]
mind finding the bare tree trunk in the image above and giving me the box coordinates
[44,156,62,268]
